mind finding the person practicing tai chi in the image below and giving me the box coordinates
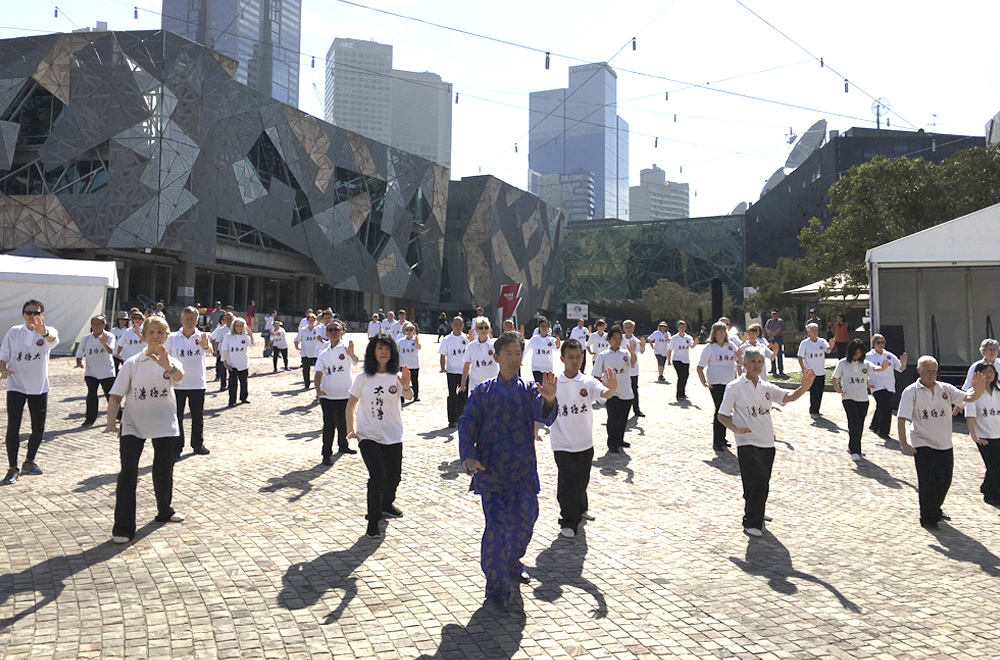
[797,322,833,416]
[965,362,1000,507]
[832,338,887,462]
[75,315,116,427]
[165,306,212,456]
[459,331,558,611]
[315,322,360,462]
[717,347,815,538]
[550,339,616,538]
[592,325,635,453]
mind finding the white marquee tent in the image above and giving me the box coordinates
[0,255,119,355]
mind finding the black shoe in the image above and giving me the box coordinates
[82,419,96,427]
[483,596,510,613]
[609,447,621,453]
[366,522,381,539]
[241,399,249,404]
[921,521,940,531]
[939,513,951,521]
[227,402,236,408]
[192,446,211,455]
[337,447,357,455]
[621,442,631,448]
[219,385,227,391]
[382,505,403,519]
[634,411,646,418]
[413,397,420,401]
[322,455,334,466]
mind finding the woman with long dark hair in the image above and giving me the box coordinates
[833,338,885,462]
[966,362,1000,506]
[346,335,412,538]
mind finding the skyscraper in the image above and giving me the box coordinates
[629,165,689,222]
[529,63,629,221]
[162,0,301,106]
[325,38,452,170]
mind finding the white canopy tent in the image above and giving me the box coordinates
[866,202,1000,370]
[0,255,119,355]
[783,274,869,308]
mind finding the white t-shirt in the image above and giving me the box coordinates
[740,340,775,382]
[117,327,146,361]
[76,331,116,379]
[865,349,901,393]
[718,375,787,448]
[296,325,327,358]
[797,337,830,374]
[897,380,967,450]
[832,359,871,402]
[963,358,1000,391]
[550,372,605,452]
[349,372,404,445]
[667,334,694,364]
[263,315,275,331]
[524,333,557,372]
[270,327,288,349]
[439,333,468,374]
[210,324,230,349]
[623,335,642,375]
[110,325,128,343]
[569,326,590,346]
[164,330,209,390]
[110,352,182,439]
[298,317,310,332]
[316,343,356,399]
[221,333,252,371]
[588,332,609,356]
[966,388,1000,439]
[464,337,498,388]
[397,336,420,370]
[648,330,672,356]
[592,348,634,400]
[380,319,393,335]
[0,324,59,394]
[367,320,382,338]
[698,341,740,385]
[388,320,403,338]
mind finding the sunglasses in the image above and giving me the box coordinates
[23,310,42,316]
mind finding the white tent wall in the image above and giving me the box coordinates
[0,256,119,356]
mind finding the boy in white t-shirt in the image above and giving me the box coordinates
[550,339,617,538]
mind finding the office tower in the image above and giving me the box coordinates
[162,0,301,106]
[629,165,690,222]
[529,63,629,221]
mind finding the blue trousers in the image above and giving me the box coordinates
[480,490,538,601]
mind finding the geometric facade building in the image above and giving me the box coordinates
[0,30,447,319]
[444,176,564,321]
[558,215,745,309]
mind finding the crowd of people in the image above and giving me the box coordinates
[1,299,996,609]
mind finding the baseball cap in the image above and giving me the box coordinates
[770,309,778,314]
[809,308,817,313]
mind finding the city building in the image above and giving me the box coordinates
[535,171,594,224]
[629,165,689,222]
[745,126,984,268]
[325,38,452,171]
[529,63,629,221]
[162,0,301,106]
[444,176,564,319]
[987,110,1000,146]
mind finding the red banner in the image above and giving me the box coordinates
[497,283,522,319]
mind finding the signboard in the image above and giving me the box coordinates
[497,283,522,320]
[565,303,589,320]
[177,286,194,298]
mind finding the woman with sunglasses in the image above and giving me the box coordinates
[115,312,147,364]
[396,322,422,401]
[460,319,498,395]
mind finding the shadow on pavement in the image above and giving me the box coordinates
[419,427,456,440]
[73,453,193,493]
[259,459,336,502]
[416,594,527,659]
[532,530,607,619]
[438,459,464,481]
[278,536,383,624]
[928,524,1000,577]
[703,450,740,476]
[279,400,318,416]
[0,521,159,629]
[593,450,634,484]
[852,459,916,490]
[730,531,861,612]
[669,398,699,410]
[810,415,842,433]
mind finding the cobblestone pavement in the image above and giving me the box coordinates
[3,334,1000,659]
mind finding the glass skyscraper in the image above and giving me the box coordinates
[162,0,301,106]
[529,63,629,221]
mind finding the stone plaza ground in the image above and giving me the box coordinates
[3,334,1000,659]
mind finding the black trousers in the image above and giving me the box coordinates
[737,444,775,530]
[532,370,544,384]
[113,434,178,539]
[272,347,288,370]
[215,354,227,388]
[977,438,1000,502]
[5,391,46,469]
[175,389,206,449]
[359,439,403,523]
[301,356,317,389]
[554,447,594,531]
[84,375,115,425]
[870,389,894,436]
[710,384,728,449]
[630,375,641,415]
[228,368,248,405]
[674,362,690,398]
[770,345,784,375]
[808,370,825,414]
[605,396,630,450]
[842,399,869,454]
[320,398,349,456]
[836,341,848,360]
[409,368,420,399]
[446,372,467,425]
[913,446,953,526]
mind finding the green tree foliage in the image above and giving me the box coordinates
[637,279,731,329]
[745,257,814,324]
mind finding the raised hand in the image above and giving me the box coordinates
[347,339,356,357]
[200,332,210,349]
[150,346,172,370]
[540,371,557,400]
[800,368,817,389]
[399,365,411,389]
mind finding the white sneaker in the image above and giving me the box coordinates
[581,510,596,521]
[850,453,861,462]
[169,513,185,523]
[112,535,130,544]
[560,527,575,538]
[744,527,763,538]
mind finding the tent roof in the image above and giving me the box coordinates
[866,202,1000,267]
[783,274,869,308]
[0,255,118,288]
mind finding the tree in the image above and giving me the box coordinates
[637,279,730,328]
[745,257,813,321]
[939,144,1000,218]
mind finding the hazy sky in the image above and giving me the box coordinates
[3,1,997,217]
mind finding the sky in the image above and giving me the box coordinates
[2,0,998,218]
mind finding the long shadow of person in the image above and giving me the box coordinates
[927,524,1000,577]
[0,521,158,629]
[438,459,465,481]
[531,531,607,619]
[259,460,336,502]
[669,399,699,410]
[278,536,384,624]
[703,450,740,477]
[592,450,634,484]
[729,531,861,612]
[73,454,193,493]
[415,597,527,659]
[810,416,842,433]
[279,401,318,416]
[419,428,455,440]
[852,459,916,490]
